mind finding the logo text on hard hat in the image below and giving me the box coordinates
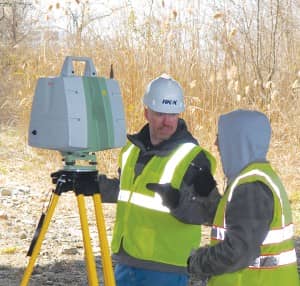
[162,99,177,105]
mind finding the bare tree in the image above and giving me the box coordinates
[0,0,36,47]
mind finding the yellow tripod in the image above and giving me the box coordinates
[20,168,116,286]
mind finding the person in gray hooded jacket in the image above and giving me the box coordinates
[187,109,298,286]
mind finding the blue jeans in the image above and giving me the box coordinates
[115,264,189,286]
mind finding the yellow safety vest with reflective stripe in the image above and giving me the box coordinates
[209,162,299,286]
[111,142,216,266]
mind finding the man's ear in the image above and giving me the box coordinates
[144,107,149,121]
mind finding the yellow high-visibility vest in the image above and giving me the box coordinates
[111,142,216,266]
[209,162,299,286]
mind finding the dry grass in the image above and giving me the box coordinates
[0,0,299,229]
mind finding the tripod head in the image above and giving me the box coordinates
[51,151,100,196]
[61,151,97,171]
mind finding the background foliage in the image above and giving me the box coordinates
[0,0,299,223]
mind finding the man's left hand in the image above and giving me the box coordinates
[146,183,180,209]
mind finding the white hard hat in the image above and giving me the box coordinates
[143,74,185,113]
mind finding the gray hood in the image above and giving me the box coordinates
[218,109,271,182]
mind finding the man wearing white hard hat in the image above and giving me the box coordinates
[99,74,219,286]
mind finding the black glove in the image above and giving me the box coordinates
[146,183,180,209]
[50,170,74,192]
[51,170,99,195]
[73,171,99,196]
[193,167,216,197]
[187,246,211,282]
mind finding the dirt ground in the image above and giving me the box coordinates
[0,178,212,286]
[1,178,300,286]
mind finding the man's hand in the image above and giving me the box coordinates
[193,167,216,197]
[50,170,74,192]
[187,246,211,282]
[146,183,180,209]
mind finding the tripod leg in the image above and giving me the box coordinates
[93,193,116,286]
[77,194,99,286]
[20,193,60,286]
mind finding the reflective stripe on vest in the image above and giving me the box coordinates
[121,144,135,170]
[118,189,169,212]
[159,142,197,183]
[249,249,297,268]
[118,142,197,213]
[212,223,294,245]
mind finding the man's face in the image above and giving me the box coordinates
[144,108,179,145]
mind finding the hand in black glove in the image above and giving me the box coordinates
[50,170,74,192]
[187,246,211,282]
[74,171,99,196]
[146,183,180,209]
[193,167,216,197]
[51,170,99,195]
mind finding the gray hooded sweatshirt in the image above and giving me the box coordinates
[188,109,274,277]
